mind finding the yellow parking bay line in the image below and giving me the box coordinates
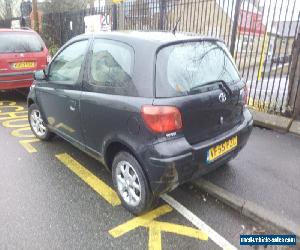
[109,205,173,238]
[19,139,40,153]
[109,204,208,250]
[56,153,121,206]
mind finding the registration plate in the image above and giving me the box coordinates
[207,136,238,163]
[13,61,35,69]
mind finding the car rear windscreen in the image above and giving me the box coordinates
[155,41,241,97]
[0,32,44,53]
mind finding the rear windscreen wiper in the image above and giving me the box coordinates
[189,80,233,96]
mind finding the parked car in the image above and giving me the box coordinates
[0,28,50,90]
[271,54,292,64]
[27,31,253,215]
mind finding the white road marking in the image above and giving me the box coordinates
[161,194,238,250]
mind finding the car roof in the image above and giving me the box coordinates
[61,31,225,98]
[75,31,223,49]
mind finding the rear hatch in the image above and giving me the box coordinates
[154,40,245,145]
[0,31,47,77]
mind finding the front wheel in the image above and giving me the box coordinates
[112,151,153,215]
[28,104,53,141]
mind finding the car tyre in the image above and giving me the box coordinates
[28,104,53,141]
[112,151,153,215]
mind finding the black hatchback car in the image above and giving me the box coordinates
[28,31,253,214]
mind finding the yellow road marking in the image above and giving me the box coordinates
[148,224,161,250]
[109,205,208,250]
[150,221,207,240]
[19,139,40,153]
[2,118,29,128]
[56,153,121,206]
[11,126,35,138]
[0,101,17,106]
[109,205,173,237]
[258,31,268,81]
[0,105,24,112]
[0,111,27,121]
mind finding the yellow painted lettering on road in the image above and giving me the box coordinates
[11,126,35,138]
[2,118,29,128]
[56,153,121,206]
[109,205,208,250]
[0,104,24,113]
[0,111,27,121]
[0,101,17,106]
[19,139,40,153]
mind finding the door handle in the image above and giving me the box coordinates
[69,100,76,112]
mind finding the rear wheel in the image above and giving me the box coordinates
[112,151,153,215]
[28,104,53,141]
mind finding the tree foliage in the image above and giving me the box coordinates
[0,0,21,20]
[43,0,90,13]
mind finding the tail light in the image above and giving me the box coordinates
[141,105,183,133]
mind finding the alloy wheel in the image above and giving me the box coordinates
[30,109,47,137]
[115,160,142,207]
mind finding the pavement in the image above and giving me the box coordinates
[250,109,293,132]
[195,127,300,234]
[246,76,289,114]
[0,90,298,249]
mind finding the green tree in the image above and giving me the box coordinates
[0,0,21,20]
[43,0,90,13]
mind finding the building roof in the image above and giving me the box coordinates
[270,21,300,37]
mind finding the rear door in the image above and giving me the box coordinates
[154,40,245,145]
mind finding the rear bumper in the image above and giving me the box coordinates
[143,108,253,197]
[0,71,34,90]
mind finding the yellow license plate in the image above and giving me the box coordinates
[13,62,35,69]
[207,136,238,162]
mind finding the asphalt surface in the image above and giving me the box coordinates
[205,126,300,225]
[0,91,280,250]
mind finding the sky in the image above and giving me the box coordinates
[261,0,300,22]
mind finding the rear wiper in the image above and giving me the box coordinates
[189,80,233,96]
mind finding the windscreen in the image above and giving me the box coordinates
[0,32,44,53]
[155,41,241,97]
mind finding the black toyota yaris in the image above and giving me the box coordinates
[27,31,253,215]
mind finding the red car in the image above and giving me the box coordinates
[0,28,50,90]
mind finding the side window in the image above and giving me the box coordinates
[89,39,136,95]
[49,40,88,83]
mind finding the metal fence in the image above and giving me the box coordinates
[1,0,300,117]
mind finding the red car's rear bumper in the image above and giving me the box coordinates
[0,71,34,90]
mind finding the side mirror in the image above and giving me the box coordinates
[34,70,47,80]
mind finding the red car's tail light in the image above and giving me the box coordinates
[141,105,183,133]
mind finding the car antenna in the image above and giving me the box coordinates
[172,16,181,35]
